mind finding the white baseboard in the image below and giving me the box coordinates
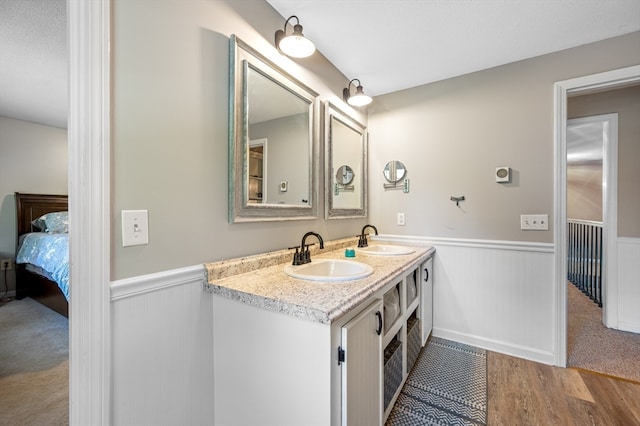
[1,290,16,302]
[433,327,556,365]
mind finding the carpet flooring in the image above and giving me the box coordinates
[568,282,640,383]
[386,337,487,426]
[0,297,69,425]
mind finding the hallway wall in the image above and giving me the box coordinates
[568,85,640,238]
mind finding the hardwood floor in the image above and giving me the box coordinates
[487,351,640,425]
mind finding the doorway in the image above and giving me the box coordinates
[554,65,640,367]
[566,113,617,317]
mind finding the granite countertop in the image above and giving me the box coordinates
[204,238,435,325]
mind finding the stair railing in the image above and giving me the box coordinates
[568,219,603,307]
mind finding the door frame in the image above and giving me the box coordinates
[553,65,640,367]
[68,0,111,424]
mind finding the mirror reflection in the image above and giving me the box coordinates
[336,165,354,185]
[229,35,319,222]
[247,67,310,205]
[325,102,367,219]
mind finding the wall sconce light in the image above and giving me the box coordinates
[274,15,316,58]
[343,79,372,107]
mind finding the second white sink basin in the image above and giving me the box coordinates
[356,244,415,256]
[284,259,374,282]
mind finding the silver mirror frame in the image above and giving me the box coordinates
[229,35,320,223]
[324,101,368,219]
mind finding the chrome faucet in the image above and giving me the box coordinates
[290,231,325,265]
[358,224,378,247]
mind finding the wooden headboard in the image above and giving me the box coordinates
[15,192,69,237]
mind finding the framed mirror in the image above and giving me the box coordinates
[229,35,319,222]
[325,102,367,219]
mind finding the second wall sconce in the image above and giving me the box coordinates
[274,15,316,58]
[343,79,372,107]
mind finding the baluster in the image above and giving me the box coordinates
[597,225,603,307]
[589,225,596,300]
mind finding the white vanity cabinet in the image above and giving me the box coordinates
[339,299,383,426]
[209,250,434,426]
[420,257,433,345]
[337,257,434,425]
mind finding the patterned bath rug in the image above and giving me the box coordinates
[386,336,487,426]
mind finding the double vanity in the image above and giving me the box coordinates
[219,33,432,425]
[205,237,434,426]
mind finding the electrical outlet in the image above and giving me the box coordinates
[520,214,549,230]
[397,212,406,226]
[1,258,12,271]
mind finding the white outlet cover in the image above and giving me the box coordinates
[520,214,549,230]
[122,210,149,246]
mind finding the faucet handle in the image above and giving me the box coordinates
[288,246,302,265]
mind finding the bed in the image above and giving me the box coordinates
[14,192,69,317]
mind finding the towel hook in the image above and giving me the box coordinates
[450,196,465,207]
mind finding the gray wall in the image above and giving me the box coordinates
[0,116,68,293]
[112,0,367,280]
[567,161,602,222]
[568,85,640,237]
[112,0,638,280]
[368,32,640,243]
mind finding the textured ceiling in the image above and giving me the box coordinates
[0,0,67,128]
[1,0,638,129]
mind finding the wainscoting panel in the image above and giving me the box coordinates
[375,236,556,364]
[110,265,214,425]
[430,242,556,364]
[617,238,640,333]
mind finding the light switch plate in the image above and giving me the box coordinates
[520,214,549,230]
[122,210,149,247]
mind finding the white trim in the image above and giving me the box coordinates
[68,0,111,424]
[110,265,206,301]
[373,234,554,253]
[433,329,556,366]
[616,237,640,333]
[602,114,619,329]
[553,65,640,367]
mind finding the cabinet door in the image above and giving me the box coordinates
[341,299,383,426]
[420,257,433,345]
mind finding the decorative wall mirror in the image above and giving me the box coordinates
[383,160,406,183]
[325,101,367,219]
[383,160,409,192]
[229,35,319,222]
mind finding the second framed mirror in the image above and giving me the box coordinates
[325,102,367,219]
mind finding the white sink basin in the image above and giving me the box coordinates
[356,244,415,256]
[284,259,374,282]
